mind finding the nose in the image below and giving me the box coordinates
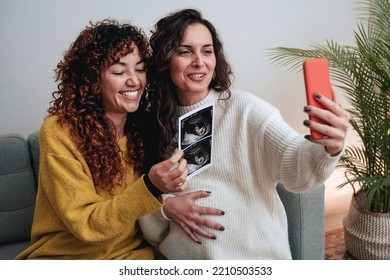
[125,74,140,87]
[191,53,204,68]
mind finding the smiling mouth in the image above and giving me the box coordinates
[189,73,205,78]
[120,91,138,97]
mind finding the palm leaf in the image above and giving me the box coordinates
[268,0,390,212]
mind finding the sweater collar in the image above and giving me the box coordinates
[177,89,220,116]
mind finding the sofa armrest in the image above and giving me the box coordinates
[276,183,325,260]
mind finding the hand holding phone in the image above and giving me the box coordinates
[303,58,333,140]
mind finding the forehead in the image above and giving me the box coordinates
[106,45,143,69]
[119,45,142,60]
[181,23,213,44]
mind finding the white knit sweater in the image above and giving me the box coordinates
[140,89,340,260]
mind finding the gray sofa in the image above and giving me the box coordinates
[0,132,325,260]
[0,132,39,260]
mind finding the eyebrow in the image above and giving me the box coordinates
[116,59,145,66]
[179,44,213,48]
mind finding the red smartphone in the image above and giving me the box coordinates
[303,58,333,140]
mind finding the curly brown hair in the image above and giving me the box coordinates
[48,19,155,192]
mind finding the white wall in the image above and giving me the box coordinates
[0,0,358,226]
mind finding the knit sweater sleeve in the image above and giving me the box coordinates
[138,209,170,245]
[38,117,163,244]
[244,92,341,192]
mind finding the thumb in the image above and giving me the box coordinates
[170,149,184,161]
[161,149,184,172]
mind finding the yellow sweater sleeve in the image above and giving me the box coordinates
[37,117,163,245]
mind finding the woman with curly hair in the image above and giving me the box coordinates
[140,9,350,259]
[15,19,188,260]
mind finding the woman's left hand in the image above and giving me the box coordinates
[163,191,225,244]
[303,90,351,156]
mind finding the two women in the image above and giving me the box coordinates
[17,9,350,260]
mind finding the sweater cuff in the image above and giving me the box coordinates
[143,174,164,198]
[325,143,345,159]
[160,194,176,221]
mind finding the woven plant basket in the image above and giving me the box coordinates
[343,191,390,259]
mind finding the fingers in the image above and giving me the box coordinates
[166,151,188,189]
[163,191,225,243]
[187,190,212,199]
[174,179,188,192]
[165,149,184,172]
[148,150,189,193]
[331,88,337,103]
[153,149,185,176]
[303,91,351,155]
[189,223,217,241]
[181,197,226,235]
[179,222,222,244]
[310,91,350,119]
[185,191,225,216]
[179,216,224,242]
[179,223,202,244]
[305,92,351,130]
[198,216,225,231]
[304,123,345,154]
[172,156,188,182]
[169,159,188,192]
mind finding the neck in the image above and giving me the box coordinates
[106,112,127,139]
[177,90,209,106]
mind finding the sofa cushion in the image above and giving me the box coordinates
[0,134,36,244]
[27,132,40,186]
[0,240,31,260]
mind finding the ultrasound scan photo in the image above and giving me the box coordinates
[178,103,214,178]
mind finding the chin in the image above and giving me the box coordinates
[126,105,140,113]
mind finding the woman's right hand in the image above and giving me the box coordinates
[148,149,189,193]
[163,191,225,244]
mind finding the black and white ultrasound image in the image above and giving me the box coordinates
[183,137,212,175]
[180,107,213,150]
[179,104,214,178]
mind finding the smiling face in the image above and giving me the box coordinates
[169,23,216,106]
[100,44,146,123]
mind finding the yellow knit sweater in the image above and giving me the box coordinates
[15,116,163,259]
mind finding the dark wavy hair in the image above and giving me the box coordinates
[148,8,234,157]
[48,19,157,192]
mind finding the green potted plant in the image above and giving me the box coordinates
[268,0,390,259]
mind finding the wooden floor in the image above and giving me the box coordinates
[324,227,354,260]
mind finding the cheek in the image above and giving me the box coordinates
[169,66,182,86]
[207,57,217,71]
[100,74,119,93]
[99,83,110,100]
[139,74,147,88]
[169,58,187,77]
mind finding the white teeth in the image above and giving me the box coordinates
[191,74,204,78]
[121,91,138,97]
